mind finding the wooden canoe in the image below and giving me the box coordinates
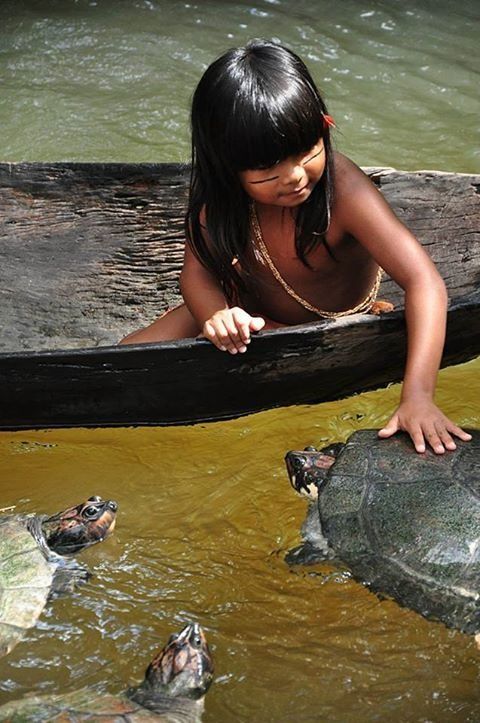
[0,163,478,430]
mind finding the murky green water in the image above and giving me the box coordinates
[0,0,478,171]
[0,1,479,720]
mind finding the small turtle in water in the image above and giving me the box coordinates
[0,622,214,721]
[0,496,117,657]
[285,429,480,644]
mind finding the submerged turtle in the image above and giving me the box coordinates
[0,622,214,721]
[0,496,117,657]
[285,429,480,641]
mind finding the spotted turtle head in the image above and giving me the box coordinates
[285,445,341,499]
[42,496,118,555]
[143,623,214,700]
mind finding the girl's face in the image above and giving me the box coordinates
[239,139,326,208]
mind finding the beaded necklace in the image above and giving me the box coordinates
[249,203,382,319]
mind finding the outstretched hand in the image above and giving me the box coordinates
[202,307,265,354]
[378,398,472,454]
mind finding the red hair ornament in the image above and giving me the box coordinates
[322,113,336,129]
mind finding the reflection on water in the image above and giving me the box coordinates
[0,357,479,721]
[0,0,478,171]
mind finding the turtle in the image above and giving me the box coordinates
[0,496,117,657]
[285,429,480,644]
[0,622,214,721]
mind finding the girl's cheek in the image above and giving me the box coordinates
[248,186,275,204]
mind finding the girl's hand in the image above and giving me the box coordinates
[378,398,472,454]
[202,307,265,354]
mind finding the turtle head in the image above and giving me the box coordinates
[141,623,214,701]
[285,446,338,500]
[42,496,118,555]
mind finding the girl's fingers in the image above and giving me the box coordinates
[223,329,244,354]
[446,423,472,441]
[250,316,266,332]
[423,424,444,454]
[377,403,472,455]
[408,425,426,454]
[213,315,248,354]
[233,318,252,347]
[427,417,471,453]
[204,309,267,354]
[204,318,238,353]
[378,415,399,437]
[231,309,262,346]
[223,317,247,353]
[437,419,472,450]
[437,425,456,451]
[203,321,228,351]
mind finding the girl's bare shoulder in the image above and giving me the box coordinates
[328,152,429,282]
[330,151,389,222]
[332,151,376,197]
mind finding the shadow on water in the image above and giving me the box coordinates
[0,357,479,721]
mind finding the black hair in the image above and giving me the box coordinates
[186,39,335,301]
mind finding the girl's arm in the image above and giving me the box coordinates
[180,242,265,353]
[334,154,471,454]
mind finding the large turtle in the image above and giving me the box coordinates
[285,429,480,643]
[0,622,214,721]
[0,496,117,657]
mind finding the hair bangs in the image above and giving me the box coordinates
[223,81,323,172]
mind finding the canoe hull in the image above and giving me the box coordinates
[0,163,478,429]
[1,298,478,429]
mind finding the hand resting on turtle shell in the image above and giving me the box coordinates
[285,430,480,649]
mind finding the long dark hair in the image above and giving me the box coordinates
[186,39,335,302]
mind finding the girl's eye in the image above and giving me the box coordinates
[256,161,278,171]
[303,149,322,165]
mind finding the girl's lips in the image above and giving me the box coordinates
[281,184,309,197]
[281,183,308,198]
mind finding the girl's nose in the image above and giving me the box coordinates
[283,162,304,187]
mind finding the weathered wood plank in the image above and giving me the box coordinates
[0,295,477,429]
[0,163,188,350]
[0,163,478,352]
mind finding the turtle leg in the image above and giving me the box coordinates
[285,503,334,566]
[285,540,334,566]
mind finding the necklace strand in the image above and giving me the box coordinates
[249,203,382,319]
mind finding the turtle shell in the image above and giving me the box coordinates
[0,682,205,721]
[0,498,116,658]
[319,429,480,634]
[0,516,55,658]
[0,689,152,721]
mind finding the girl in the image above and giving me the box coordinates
[121,39,471,455]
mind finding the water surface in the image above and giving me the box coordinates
[0,0,478,171]
[0,2,479,720]
[0,358,479,721]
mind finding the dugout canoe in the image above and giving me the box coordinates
[0,163,478,430]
